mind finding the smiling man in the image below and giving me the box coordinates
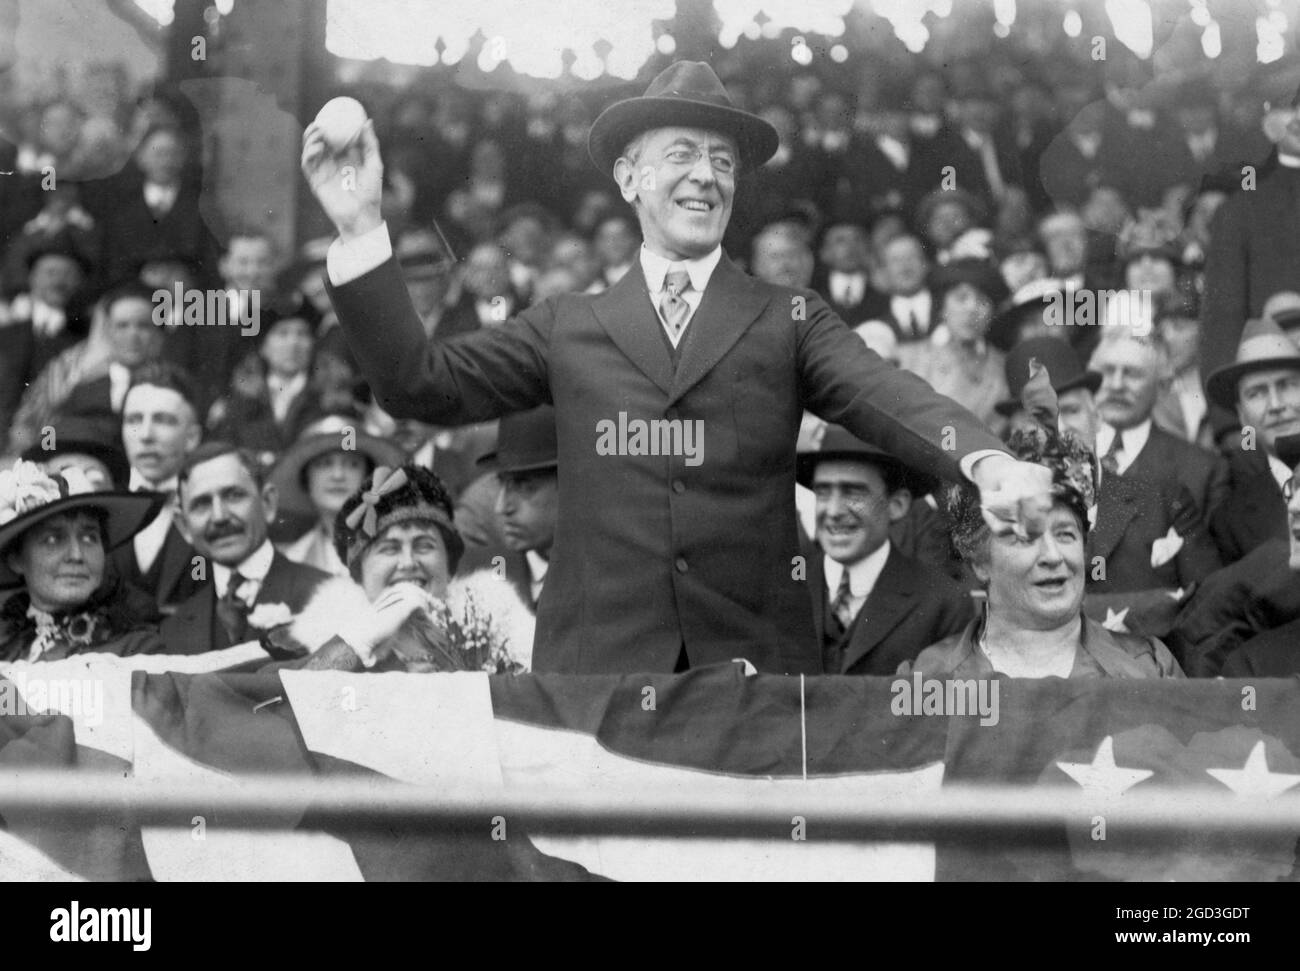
[1206,316,1300,564]
[301,60,1052,675]
[161,443,328,654]
[798,425,972,676]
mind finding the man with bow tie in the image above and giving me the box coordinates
[301,60,1054,676]
[111,363,206,612]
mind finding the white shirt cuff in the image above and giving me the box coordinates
[960,449,1006,483]
[326,222,393,286]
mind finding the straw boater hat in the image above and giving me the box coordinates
[1205,316,1300,412]
[270,414,408,519]
[796,424,939,499]
[587,60,779,175]
[995,337,1100,417]
[0,461,163,588]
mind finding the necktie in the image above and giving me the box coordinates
[217,571,250,645]
[1101,431,1124,478]
[829,569,855,634]
[660,268,692,340]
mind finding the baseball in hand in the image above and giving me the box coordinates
[313,97,368,153]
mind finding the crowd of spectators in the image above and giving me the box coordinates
[3,44,1300,680]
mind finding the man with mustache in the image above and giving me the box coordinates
[1086,329,1225,595]
[161,442,329,655]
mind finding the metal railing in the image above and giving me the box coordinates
[2,770,1299,841]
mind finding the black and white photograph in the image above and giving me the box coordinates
[0,0,1297,927]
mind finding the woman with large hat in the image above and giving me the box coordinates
[0,460,165,661]
[271,413,406,576]
[902,370,1183,680]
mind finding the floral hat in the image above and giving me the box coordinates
[0,460,165,589]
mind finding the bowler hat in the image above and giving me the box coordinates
[477,405,558,475]
[1205,316,1300,411]
[995,336,1100,416]
[588,61,779,176]
[796,425,939,498]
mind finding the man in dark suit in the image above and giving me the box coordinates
[1205,317,1300,563]
[1087,332,1226,594]
[301,60,1053,676]
[112,363,206,612]
[811,221,882,325]
[0,241,89,436]
[798,425,973,676]
[1200,92,1300,438]
[872,233,934,343]
[459,406,558,611]
[162,442,329,655]
[94,125,219,286]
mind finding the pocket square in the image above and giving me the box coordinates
[1150,527,1183,569]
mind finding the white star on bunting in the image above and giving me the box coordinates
[1207,741,1300,799]
[1057,736,1153,796]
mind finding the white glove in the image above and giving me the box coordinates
[337,582,436,668]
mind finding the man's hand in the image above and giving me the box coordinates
[971,453,1054,541]
[301,118,384,241]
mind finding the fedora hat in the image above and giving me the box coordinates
[1205,316,1300,412]
[996,336,1100,416]
[988,277,1065,351]
[588,61,779,176]
[0,461,164,588]
[271,415,408,519]
[478,405,558,475]
[796,425,939,498]
[1263,291,1300,335]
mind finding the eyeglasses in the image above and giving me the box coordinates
[662,145,737,175]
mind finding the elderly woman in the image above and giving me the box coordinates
[271,463,533,673]
[899,258,1010,436]
[0,460,165,661]
[902,416,1183,679]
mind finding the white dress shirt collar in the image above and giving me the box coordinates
[525,549,549,604]
[267,371,308,424]
[1096,418,1152,476]
[129,469,178,494]
[823,541,891,603]
[213,539,275,600]
[639,243,723,296]
[1279,152,1300,169]
[108,362,132,413]
[828,270,865,305]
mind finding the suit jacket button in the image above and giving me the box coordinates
[672,479,685,494]
[675,557,688,573]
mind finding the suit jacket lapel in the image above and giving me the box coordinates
[169,584,216,655]
[1090,472,1141,561]
[840,550,914,672]
[154,525,191,603]
[668,256,770,406]
[590,264,674,397]
[807,551,829,647]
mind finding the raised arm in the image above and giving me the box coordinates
[302,120,550,425]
